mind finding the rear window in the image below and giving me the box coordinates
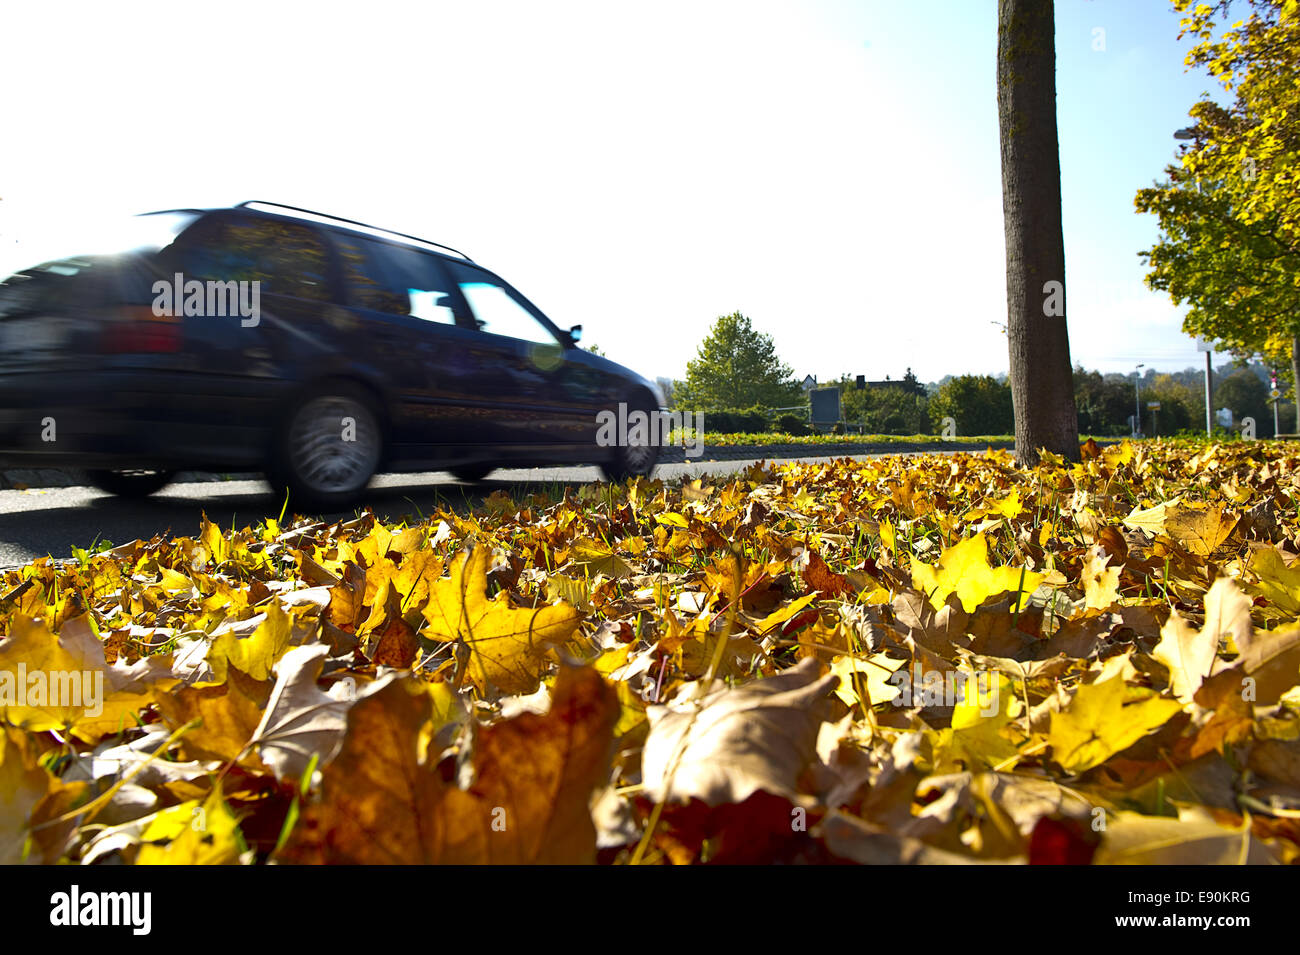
[160,214,333,301]
[0,211,198,287]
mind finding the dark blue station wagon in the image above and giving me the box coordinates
[0,202,664,507]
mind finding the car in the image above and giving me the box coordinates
[0,201,665,507]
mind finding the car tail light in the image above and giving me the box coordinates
[101,306,182,353]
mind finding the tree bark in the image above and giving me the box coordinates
[997,0,1080,465]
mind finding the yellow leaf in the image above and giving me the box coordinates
[1152,610,1217,704]
[1048,676,1182,774]
[0,727,51,864]
[136,789,243,865]
[830,652,902,708]
[910,533,1044,613]
[987,488,1025,519]
[208,602,293,683]
[569,539,634,579]
[931,673,1021,772]
[1081,545,1120,610]
[1164,504,1238,556]
[879,520,896,555]
[1245,546,1300,618]
[655,512,689,528]
[0,616,112,731]
[1121,496,1184,536]
[422,547,582,694]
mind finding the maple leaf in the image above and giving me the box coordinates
[910,533,1044,613]
[1080,544,1120,610]
[1121,496,1184,536]
[281,665,617,864]
[0,727,51,864]
[1048,675,1182,774]
[931,673,1022,772]
[154,666,272,766]
[207,602,294,682]
[249,643,361,783]
[641,657,837,806]
[135,789,244,865]
[421,547,582,694]
[1245,546,1300,618]
[1152,610,1217,704]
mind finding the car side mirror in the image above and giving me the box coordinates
[568,324,583,345]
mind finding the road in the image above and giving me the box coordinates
[0,454,879,568]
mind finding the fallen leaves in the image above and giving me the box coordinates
[4,438,1300,864]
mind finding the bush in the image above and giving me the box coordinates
[775,413,810,436]
[700,406,769,433]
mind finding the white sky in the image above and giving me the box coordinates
[0,0,1221,385]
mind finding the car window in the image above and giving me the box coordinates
[334,235,460,325]
[163,214,332,301]
[444,262,559,345]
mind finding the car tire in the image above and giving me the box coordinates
[85,469,175,498]
[599,400,660,482]
[450,464,495,483]
[269,382,384,511]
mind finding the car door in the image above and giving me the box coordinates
[438,259,597,449]
[329,232,509,453]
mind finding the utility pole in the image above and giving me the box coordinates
[1133,364,1144,438]
[1272,371,1281,436]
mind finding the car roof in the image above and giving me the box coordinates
[142,201,476,263]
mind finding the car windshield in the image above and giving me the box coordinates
[1,211,199,281]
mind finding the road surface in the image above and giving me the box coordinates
[0,454,887,568]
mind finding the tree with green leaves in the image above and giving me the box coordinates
[928,375,1015,436]
[675,312,800,411]
[997,0,1080,463]
[1135,0,1300,395]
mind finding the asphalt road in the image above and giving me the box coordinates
[0,454,879,568]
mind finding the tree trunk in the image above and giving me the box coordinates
[1291,333,1300,429]
[997,0,1080,465]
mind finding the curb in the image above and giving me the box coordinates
[0,441,1033,491]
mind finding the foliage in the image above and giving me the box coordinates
[8,441,1300,863]
[775,414,810,437]
[1217,366,1297,434]
[698,406,770,434]
[1135,0,1300,387]
[1073,367,1139,437]
[675,312,801,411]
[928,375,1015,436]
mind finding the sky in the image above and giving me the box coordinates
[0,0,1227,387]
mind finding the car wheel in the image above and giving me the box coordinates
[599,401,660,482]
[85,468,175,498]
[271,384,383,510]
[450,464,495,483]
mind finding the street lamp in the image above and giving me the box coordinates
[1133,364,1145,438]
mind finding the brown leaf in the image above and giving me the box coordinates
[154,666,272,766]
[281,665,617,863]
[641,656,837,807]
